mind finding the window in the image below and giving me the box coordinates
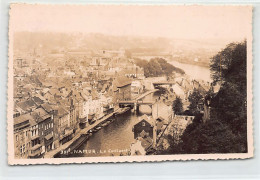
[16,135,18,142]
[26,131,27,137]
[142,122,145,126]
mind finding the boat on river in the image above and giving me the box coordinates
[93,126,102,132]
[100,121,111,127]
[115,107,131,115]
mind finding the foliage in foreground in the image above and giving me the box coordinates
[160,41,247,154]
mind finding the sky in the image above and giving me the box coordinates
[10,4,252,40]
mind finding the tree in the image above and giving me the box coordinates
[134,58,185,77]
[188,89,203,114]
[180,120,243,154]
[209,41,247,150]
[172,96,183,115]
[210,40,247,90]
[158,41,248,155]
[145,59,163,77]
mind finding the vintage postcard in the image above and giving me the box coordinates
[8,4,253,165]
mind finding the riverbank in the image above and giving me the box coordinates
[170,59,210,68]
[44,108,123,158]
[45,90,161,158]
[169,59,211,82]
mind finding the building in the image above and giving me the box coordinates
[131,115,159,155]
[131,80,144,96]
[29,121,42,158]
[132,115,157,148]
[16,99,38,114]
[171,83,186,100]
[152,101,173,123]
[55,106,72,145]
[119,65,145,80]
[31,107,54,153]
[90,56,109,70]
[13,113,34,159]
[100,94,114,115]
[80,91,104,122]
[112,76,132,103]
[130,137,153,156]
[65,92,80,132]
[156,116,169,136]
[99,49,125,58]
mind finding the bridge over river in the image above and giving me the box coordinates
[153,81,175,86]
[118,89,159,111]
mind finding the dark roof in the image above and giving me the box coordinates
[25,75,42,86]
[31,108,51,123]
[134,114,155,127]
[16,99,37,112]
[41,103,54,113]
[113,76,132,90]
[14,113,37,131]
[57,106,69,118]
[156,116,165,122]
[14,113,35,126]
[32,96,44,106]
[156,116,168,125]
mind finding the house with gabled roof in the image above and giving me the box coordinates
[132,114,157,148]
[31,107,54,154]
[16,99,38,114]
[14,113,36,159]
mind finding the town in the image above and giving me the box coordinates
[13,45,212,159]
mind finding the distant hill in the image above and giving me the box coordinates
[14,32,236,67]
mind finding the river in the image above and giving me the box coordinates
[133,55,212,82]
[63,91,163,158]
[61,60,211,158]
[169,60,212,82]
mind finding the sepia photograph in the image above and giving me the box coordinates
[8,4,253,165]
